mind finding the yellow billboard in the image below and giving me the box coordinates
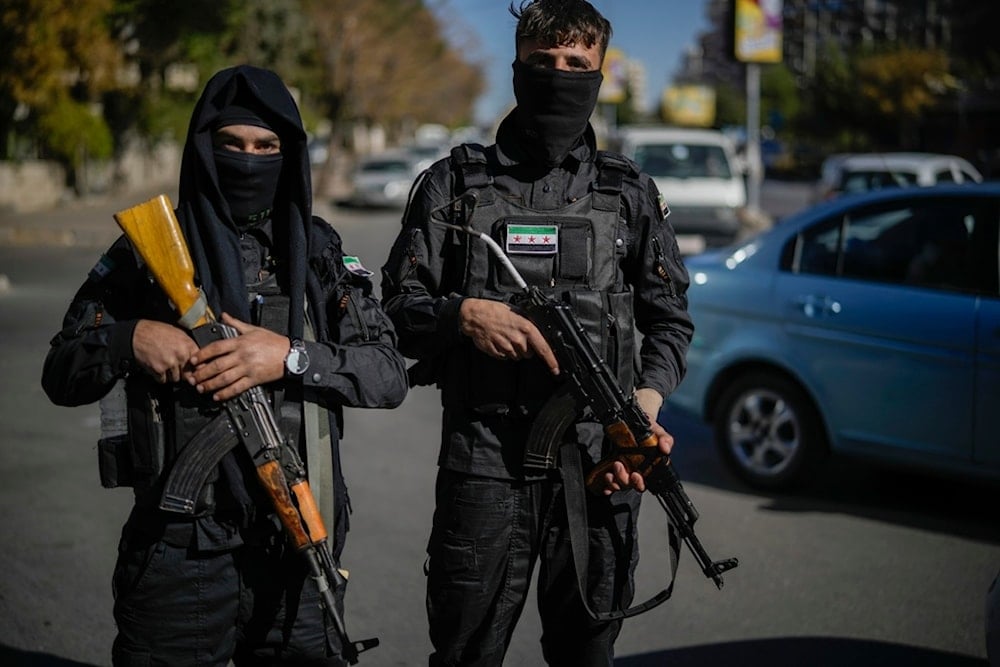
[661,85,716,127]
[599,47,628,104]
[733,0,783,63]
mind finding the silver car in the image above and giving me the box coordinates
[348,152,423,208]
[814,152,983,202]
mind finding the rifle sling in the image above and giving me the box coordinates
[560,441,680,621]
[159,412,239,514]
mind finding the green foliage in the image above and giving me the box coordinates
[760,63,800,131]
[714,83,746,128]
[36,96,113,166]
[1,0,484,169]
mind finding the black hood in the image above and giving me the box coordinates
[177,64,313,338]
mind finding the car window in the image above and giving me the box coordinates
[840,169,920,194]
[792,196,999,295]
[634,143,733,179]
[360,159,412,173]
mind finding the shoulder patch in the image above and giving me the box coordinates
[342,255,374,278]
[645,179,670,220]
[658,193,670,219]
[88,254,116,282]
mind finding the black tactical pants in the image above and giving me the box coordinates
[425,468,640,667]
[110,511,346,666]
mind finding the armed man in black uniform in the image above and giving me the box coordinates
[42,65,408,666]
[380,2,694,664]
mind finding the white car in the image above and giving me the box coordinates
[815,152,982,201]
[609,125,747,253]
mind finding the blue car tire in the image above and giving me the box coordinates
[712,371,829,490]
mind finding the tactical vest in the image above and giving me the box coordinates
[439,144,637,416]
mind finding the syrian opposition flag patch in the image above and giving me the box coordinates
[342,255,374,277]
[506,224,558,254]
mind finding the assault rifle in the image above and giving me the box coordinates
[114,194,377,664]
[432,198,737,601]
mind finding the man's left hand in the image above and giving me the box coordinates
[184,312,289,401]
[594,388,673,495]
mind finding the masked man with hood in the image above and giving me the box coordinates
[380,1,693,665]
[42,65,408,666]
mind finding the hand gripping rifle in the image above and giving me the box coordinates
[433,195,737,618]
[114,194,377,664]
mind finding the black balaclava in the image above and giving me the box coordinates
[512,58,603,167]
[212,101,284,225]
[176,64,324,341]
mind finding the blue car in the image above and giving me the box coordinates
[667,183,1000,490]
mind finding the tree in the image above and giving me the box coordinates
[304,0,482,140]
[854,47,951,147]
[0,0,121,170]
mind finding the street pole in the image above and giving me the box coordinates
[745,62,762,213]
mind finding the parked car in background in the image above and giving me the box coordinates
[402,142,449,171]
[347,151,422,208]
[667,183,1000,490]
[608,126,747,254]
[813,152,983,202]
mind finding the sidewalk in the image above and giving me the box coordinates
[0,183,178,249]
[0,172,344,250]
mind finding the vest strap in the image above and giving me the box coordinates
[450,144,493,192]
[593,153,627,213]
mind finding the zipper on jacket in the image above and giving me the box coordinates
[650,236,677,297]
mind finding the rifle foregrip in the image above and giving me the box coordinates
[256,460,312,550]
[290,479,329,544]
[584,423,663,491]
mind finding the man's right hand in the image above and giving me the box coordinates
[132,319,200,384]
[458,298,559,375]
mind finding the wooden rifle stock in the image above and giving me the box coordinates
[113,194,212,328]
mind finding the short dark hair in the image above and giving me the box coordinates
[509,0,612,60]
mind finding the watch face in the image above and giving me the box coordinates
[286,346,309,375]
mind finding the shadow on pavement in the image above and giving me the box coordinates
[615,636,988,666]
[660,405,1000,545]
[0,645,98,666]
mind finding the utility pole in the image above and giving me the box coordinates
[745,62,762,213]
[730,0,784,216]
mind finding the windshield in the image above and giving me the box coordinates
[634,143,733,179]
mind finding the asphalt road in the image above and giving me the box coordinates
[1,184,997,666]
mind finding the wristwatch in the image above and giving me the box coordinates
[284,338,310,377]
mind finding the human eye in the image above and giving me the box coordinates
[524,53,555,69]
[259,140,281,154]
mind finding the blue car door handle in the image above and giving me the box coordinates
[795,295,842,317]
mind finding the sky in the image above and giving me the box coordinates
[435,0,711,126]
